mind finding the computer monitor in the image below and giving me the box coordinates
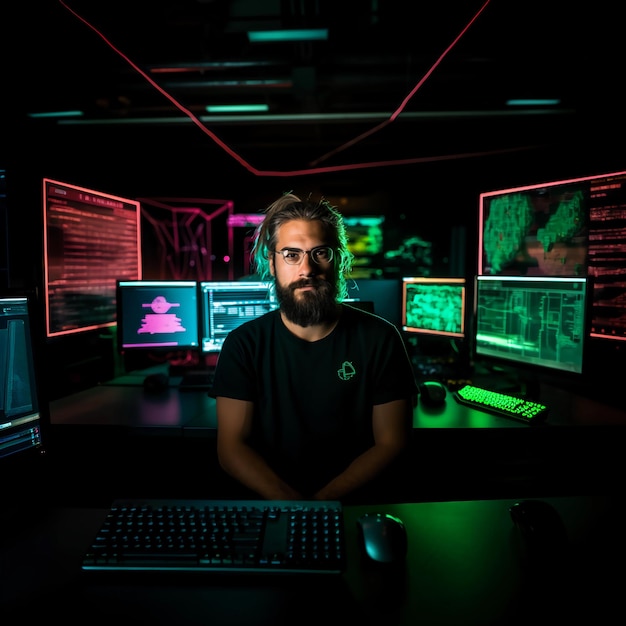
[116,280,200,352]
[402,277,466,339]
[345,278,402,328]
[344,215,385,279]
[0,292,47,460]
[0,290,51,518]
[43,178,142,339]
[478,169,626,343]
[199,281,277,353]
[474,275,588,376]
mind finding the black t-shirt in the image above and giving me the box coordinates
[211,304,418,495]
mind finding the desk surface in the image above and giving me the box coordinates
[2,495,624,624]
[49,363,626,432]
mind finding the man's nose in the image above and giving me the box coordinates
[299,253,317,274]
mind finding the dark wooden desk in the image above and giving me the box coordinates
[2,496,624,624]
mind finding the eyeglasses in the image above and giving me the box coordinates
[273,246,334,266]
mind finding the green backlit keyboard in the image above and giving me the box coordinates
[453,384,549,424]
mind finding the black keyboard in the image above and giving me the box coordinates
[453,384,549,424]
[82,499,346,575]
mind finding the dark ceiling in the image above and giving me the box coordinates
[3,0,624,190]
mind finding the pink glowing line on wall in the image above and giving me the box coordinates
[58,0,499,177]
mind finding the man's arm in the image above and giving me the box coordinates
[313,398,412,501]
[216,396,303,500]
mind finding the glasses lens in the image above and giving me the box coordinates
[312,247,333,263]
[276,247,333,265]
[280,249,303,264]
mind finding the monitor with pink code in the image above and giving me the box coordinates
[116,280,200,352]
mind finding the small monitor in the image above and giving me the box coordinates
[402,277,466,339]
[200,281,277,353]
[116,280,200,352]
[474,275,588,375]
[344,215,385,279]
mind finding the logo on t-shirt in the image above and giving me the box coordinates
[337,361,355,381]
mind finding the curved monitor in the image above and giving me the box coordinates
[402,277,466,339]
[116,280,199,352]
[474,275,588,375]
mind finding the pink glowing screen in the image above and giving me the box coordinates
[116,280,199,351]
[43,178,142,338]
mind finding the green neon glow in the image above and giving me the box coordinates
[506,99,560,106]
[205,104,269,113]
[247,29,328,42]
[28,110,84,118]
[55,109,575,126]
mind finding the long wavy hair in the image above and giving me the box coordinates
[251,192,354,301]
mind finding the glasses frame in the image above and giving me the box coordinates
[273,245,335,266]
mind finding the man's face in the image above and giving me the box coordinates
[270,219,338,327]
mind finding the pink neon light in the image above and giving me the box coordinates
[58,0,497,177]
[137,198,235,280]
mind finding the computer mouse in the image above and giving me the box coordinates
[417,379,447,407]
[143,373,169,393]
[356,512,408,564]
[509,499,568,551]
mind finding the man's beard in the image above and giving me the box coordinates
[275,277,338,327]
